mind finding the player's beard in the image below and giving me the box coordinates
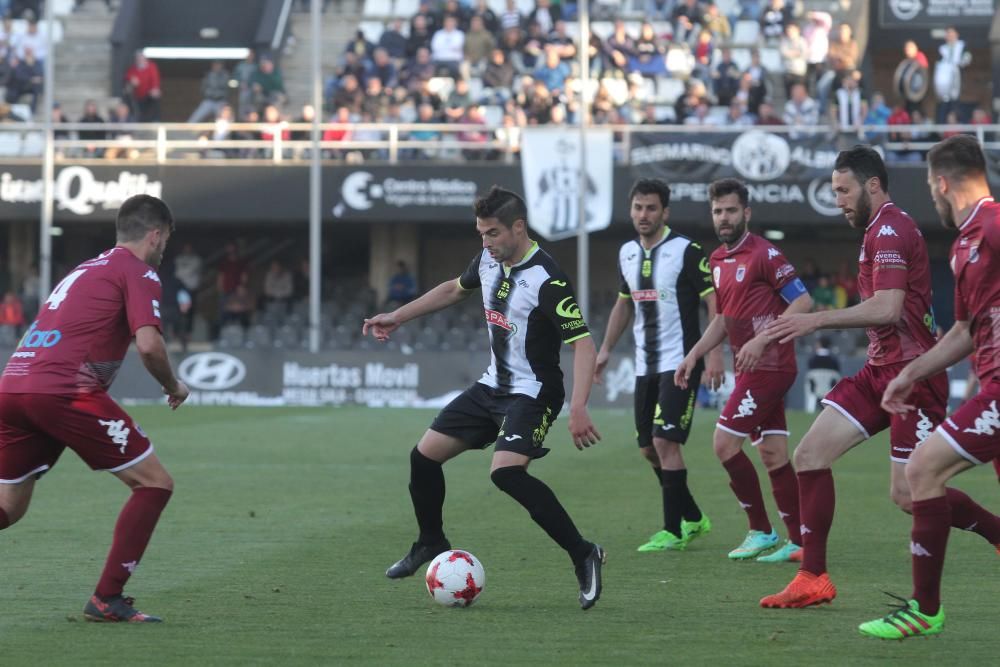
[715,215,747,246]
[933,191,957,229]
[148,237,167,267]
[636,217,664,242]
[847,189,873,229]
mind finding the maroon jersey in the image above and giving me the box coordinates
[0,247,162,394]
[857,202,937,366]
[710,232,799,373]
[951,197,1000,384]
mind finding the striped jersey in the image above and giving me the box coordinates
[459,242,590,400]
[618,228,714,376]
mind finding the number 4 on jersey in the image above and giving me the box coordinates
[45,269,87,310]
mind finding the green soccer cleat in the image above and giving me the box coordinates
[728,529,779,560]
[756,539,803,563]
[637,529,687,552]
[859,596,944,640]
[681,515,712,543]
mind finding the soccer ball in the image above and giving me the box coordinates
[424,549,485,607]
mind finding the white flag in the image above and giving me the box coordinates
[520,127,613,241]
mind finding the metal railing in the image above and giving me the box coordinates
[0,121,996,165]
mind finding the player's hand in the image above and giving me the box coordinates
[881,374,917,415]
[568,406,601,450]
[765,313,818,345]
[674,354,696,389]
[164,380,189,410]
[735,335,768,374]
[703,348,725,391]
[362,312,400,341]
[593,348,611,385]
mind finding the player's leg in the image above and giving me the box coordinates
[755,432,803,563]
[713,427,777,559]
[488,398,604,610]
[859,432,972,639]
[0,476,36,529]
[0,394,63,530]
[634,375,683,551]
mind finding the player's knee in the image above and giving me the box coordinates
[712,433,741,462]
[490,465,526,493]
[890,485,913,513]
[792,443,822,471]
[903,458,936,496]
[758,445,788,471]
[639,446,658,466]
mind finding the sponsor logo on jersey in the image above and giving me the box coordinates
[735,266,746,282]
[775,263,795,280]
[142,270,161,283]
[485,309,516,333]
[873,250,906,266]
[876,225,898,238]
[699,258,710,273]
[632,289,660,302]
[556,297,582,319]
[767,247,780,260]
[641,258,652,278]
[18,322,62,349]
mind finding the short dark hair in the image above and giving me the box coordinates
[834,145,889,193]
[628,178,671,208]
[927,135,986,181]
[474,185,527,228]
[708,178,749,208]
[116,194,174,242]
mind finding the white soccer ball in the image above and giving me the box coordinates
[424,549,486,607]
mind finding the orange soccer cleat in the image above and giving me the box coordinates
[760,570,837,608]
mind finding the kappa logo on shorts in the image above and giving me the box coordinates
[963,400,1000,436]
[98,418,131,453]
[914,409,934,443]
[736,390,757,418]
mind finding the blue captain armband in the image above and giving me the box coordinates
[779,278,808,304]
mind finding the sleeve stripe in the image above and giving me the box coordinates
[699,286,715,297]
[564,332,592,344]
[618,292,631,299]
[456,277,471,291]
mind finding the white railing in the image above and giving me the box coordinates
[0,121,995,164]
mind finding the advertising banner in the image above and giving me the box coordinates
[878,0,995,28]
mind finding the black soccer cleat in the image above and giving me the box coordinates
[385,540,451,579]
[575,543,606,611]
[83,594,163,623]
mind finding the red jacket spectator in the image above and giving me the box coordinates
[0,292,25,328]
[125,54,161,101]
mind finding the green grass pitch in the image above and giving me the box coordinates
[2,405,998,665]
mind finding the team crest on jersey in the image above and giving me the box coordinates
[712,266,721,288]
[641,259,652,278]
[968,246,980,264]
[735,265,746,282]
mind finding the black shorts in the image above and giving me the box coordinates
[430,383,561,459]
[634,368,702,447]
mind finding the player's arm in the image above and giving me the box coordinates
[134,325,189,409]
[735,285,813,373]
[594,296,633,384]
[882,320,973,414]
[364,277,471,340]
[766,288,904,344]
[568,334,602,450]
[700,290,726,390]
[675,310,727,389]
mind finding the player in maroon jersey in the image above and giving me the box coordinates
[0,195,188,623]
[859,135,1000,638]
[760,145,1000,609]
[676,179,813,562]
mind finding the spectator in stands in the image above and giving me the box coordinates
[780,22,808,97]
[409,77,443,112]
[702,3,731,44]
[500,27,528,73]
[674,79,709,123]
[430,15,465,78]
[519,21,547,71]
[399,47,436,91]
[260,104,290,154]
[330,73,363,113]
[233,49,258,118]
[712,47,742,107]
[807,336,841,373]
[547,102,569,126]
[471,0,499,35]
[405,103,442,160]
[811,274,836,310]
[12,16,45,62]
[755,100,782,125]
[173,242,201,349]
[744,48,769,114]
[863,91,891,142]
[443,78,473,122]
[463,14,496,78]
[459,105,493,159]
[725,99,754,126]
[903,39,929,69]
[941,109,963,139]
[386,260,418,308]
[410,1,439,35]
[803,11,832,95]
[783,82,819,137]
[379,19,408,61]
[605,20,637,76]
[406,14,433,59]
[74,0,114,11]
[692,29,715,82]
[188,60,231,123]
[0,291,24,332]
[830,69,863,134]
[684,101,714,126]
[825,23,858,82]
[221,273,255,332]
[528,0,561,35]
[672,0,704,49]
[77,98,106,157]
[123,50,161,122]
[440,0,470,30]
[520,77,556,124]
[934,26,969,123]
[499,0,523,33]
[483,47,515,102]
[345,29,374,62]
[322,106,353,160]
[5,47,42,112]
[760,0,791,44]
[104,100,138,160]
[217,241,248,321]
[534,45,571,94]
[250,56,287,112]
[633,21,667,81]
[362,76,391,119]
[495,110,525,155]
[644,0,675,20]
[198,104,239,158]
[263,259,294,314]
[547,20,577,62]
[368,47,398,90]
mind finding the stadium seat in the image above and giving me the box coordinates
[248,324,272,348]
[651,22,674,41]
[589,22,614,40]
[733,20,760,46]
[394,0,421,15]
[20,131,44,157]
[219,325,245,349]
[730,48,752,71]
[486,0,506,13]
[51,0,73,15]
[427,76,455,100]
[0,133,22,157]
[359,21,385,45]
[0,325,17,346]
[482,104,504,126]
[276,325,301,349]
[655,77,685,105]
[758,47,783,73]
[363,0,392,18]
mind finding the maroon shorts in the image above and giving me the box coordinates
[0,392,153,483]
[937,380,1000,465]
[822,362,948,463]
[716,370,796,445]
